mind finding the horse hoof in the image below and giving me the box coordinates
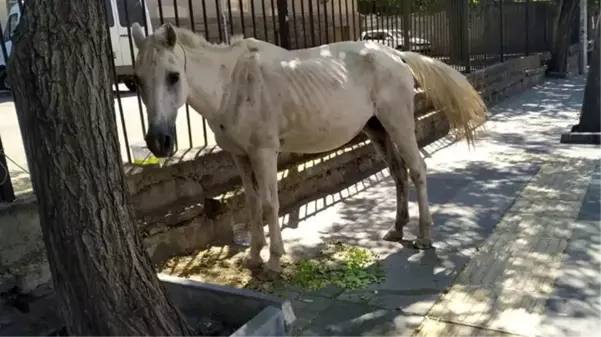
[413,238,433,250]
[256,268,282,281]
[243,256,264,271]
[383,229,404,242]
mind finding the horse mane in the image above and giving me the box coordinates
[172,25,245,51]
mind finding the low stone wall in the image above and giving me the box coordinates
[0,53,547,294]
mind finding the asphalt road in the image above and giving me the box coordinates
[0,84,217,182]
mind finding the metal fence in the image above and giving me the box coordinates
[0,0,563,202]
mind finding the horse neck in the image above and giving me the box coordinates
[181,43,244,122]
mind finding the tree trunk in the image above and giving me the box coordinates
[577,15,601,132]
[7,1,193,335]
[548,0,580,73]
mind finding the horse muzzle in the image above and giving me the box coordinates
[145,123,176,158]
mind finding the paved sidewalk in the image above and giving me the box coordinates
[271,76,600,336]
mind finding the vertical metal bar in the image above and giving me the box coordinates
[316,0,323,44]
[214,0,224,41]
[260,0,269,41]
[499,0,504,62]
[300,0,308,47]
[188,0,198,33]
[308,0,316,46]
[290,0,299,48]
[270,0,279,44]
[200,0,210,146]
[463,0,471,73]
[337,0,344,40]
[0,21,15,202]
[227,0,234,35]
[0,134,15,202]
[395,5,399,34]
[525,0,530,55]
[250,0,258,38]
[238,0,247,36]
[163,1,181,151]
[323,0,329,43]
[403,0,411,51]
[201,0,210,39]
[277,0,289,48]
[158,0,166,24]
[350,0,357,40]
[173,1,180,30]
[140,0,150,36]
[330,0,336,41]
[123,0,147,136]
[99,2,132,163]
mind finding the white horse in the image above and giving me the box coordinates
[131,23,486,278]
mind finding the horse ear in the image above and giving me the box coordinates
[164,23,177,48]
[131,22,146,49]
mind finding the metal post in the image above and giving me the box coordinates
[462,0,471,73]
[579,0,588,74]
[0,134,16,202]
[525,0,530,55]
[499,0,505,62]
[277,0,289,49]
[402,0,411,51]
[308,0,315,46]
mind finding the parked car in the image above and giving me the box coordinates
[0,0,153,92]
[358,29,432,54]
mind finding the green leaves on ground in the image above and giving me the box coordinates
[285,243,385,292]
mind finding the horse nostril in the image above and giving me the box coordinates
[162,134,173,151]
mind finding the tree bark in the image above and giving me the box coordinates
[8,1,193,335]
[577,15,600,132]
[548,0,580,73]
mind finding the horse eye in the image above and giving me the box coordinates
[167,72,180,86]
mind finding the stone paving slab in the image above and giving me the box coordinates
[418,155,598,337]
[430,178,533,255]
[535,168,601,337]
[414,319,523,337]
[426,284,547,336]
[457,234,567,293]
[505,197,583,219]
[493,213,575,239]
[576,165,601,222]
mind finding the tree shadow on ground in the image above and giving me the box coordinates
[281,160,599,336]
[479,78,588,155]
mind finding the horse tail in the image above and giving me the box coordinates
[398,51,486,147]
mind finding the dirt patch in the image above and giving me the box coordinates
[157,241,385,294]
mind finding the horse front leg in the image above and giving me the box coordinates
[248,148,286,279]
[233,154,266,270]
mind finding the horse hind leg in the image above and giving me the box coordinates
[375,106,434,249]
[363,117,410,242]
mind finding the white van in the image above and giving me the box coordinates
[0,0,153,91]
